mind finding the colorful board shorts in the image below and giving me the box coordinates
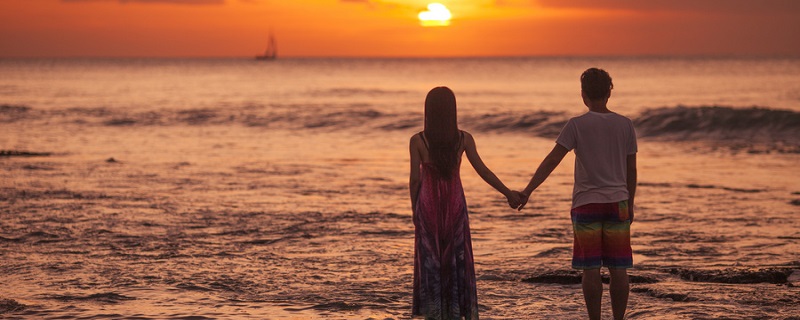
[571,200,633,269]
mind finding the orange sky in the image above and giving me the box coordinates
[0,0,798,57]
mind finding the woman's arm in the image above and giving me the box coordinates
[409,135,422,214]
[463,132,518,206]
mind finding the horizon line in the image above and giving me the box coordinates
[2,53,799,60]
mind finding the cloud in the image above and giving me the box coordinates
[534,0,800,14]
[62,0,225,5]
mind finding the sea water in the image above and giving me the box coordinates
[1,57,798,319]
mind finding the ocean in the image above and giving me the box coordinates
[1,57,799,319]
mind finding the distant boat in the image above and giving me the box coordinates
[255,34,277,60]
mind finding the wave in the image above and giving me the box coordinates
[0,104,30,123]
[45,292,136,304]
[669,267,793,284]
[2,104,798,148]
[635,106,800,141]
[306,87,410,98]
[522,269,659,285]
[0,298,25,313]
[1,103,564,135]
[630,287,697,302]
[460,111,567,137]
[0,150,52,157]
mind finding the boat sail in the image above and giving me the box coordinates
[256,34,277,60]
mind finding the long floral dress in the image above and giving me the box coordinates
[412,154,479,320]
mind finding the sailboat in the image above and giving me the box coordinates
[255,34,277,60]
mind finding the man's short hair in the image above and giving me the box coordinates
[581,68,613,101]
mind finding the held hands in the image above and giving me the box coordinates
[506,191,521,209]
[506,190,530,211]
[515,191,529,211]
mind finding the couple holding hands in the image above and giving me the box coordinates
[409,68,638,320]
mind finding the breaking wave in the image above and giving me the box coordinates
[635,106,800,141]
[2,104,798,146]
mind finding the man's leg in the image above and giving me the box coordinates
[604,201,632,320]
[572,204,606,320]
[609,268,629,320]
[582,268,603,320]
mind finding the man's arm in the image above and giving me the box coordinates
[519,143,569,209]
[626,153,637,222]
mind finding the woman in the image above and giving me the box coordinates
[409,87,520,319]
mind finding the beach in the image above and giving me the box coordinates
[1,57,799,319]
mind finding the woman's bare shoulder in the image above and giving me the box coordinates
[460,130,476,144]
[409,132,424,146]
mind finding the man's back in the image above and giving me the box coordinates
[556,111,637,208]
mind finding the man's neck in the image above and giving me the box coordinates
[587,101,611,113]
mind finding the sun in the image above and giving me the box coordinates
[418,3,452,27]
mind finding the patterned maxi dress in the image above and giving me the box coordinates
[412,133,479,320]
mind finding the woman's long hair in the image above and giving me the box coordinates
[424,87,460,178]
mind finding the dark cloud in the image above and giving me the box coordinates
[535,0,800,14]
[62,0,225,5]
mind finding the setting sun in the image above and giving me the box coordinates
[418,3,451,27]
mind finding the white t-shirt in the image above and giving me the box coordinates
[556,111,638,208]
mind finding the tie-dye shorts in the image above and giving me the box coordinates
[570,200,633,269]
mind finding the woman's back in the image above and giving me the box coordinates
[412,130,479,320]
[409,87,518,319]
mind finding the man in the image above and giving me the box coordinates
[518,68,638,320]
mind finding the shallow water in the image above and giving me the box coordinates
[2,123,798,319]
[1,57,800,319]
